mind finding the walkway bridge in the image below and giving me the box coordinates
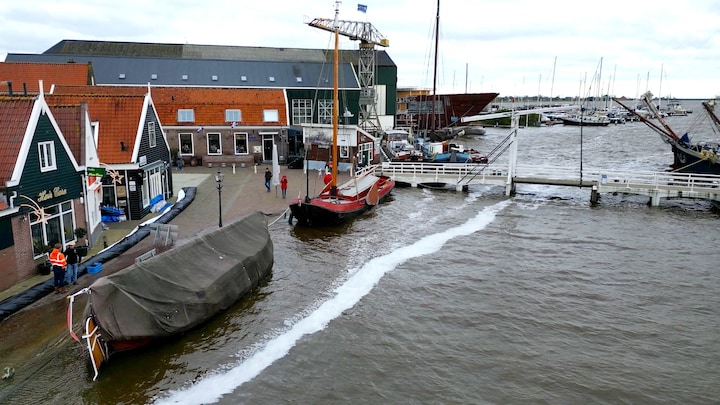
[379,161,720,206]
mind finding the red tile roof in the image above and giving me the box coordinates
[0,62,91,94]
[52,86,288,126]
[0,96,35,185]
[45,94,145,165]
[48,104,83,162]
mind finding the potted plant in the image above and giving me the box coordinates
[73,228,89,256]
[33,241,52,275]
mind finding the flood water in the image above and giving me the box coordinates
[1,100,719,404]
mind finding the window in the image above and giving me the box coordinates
[38,141,56,172]
[292,99,313,125]
[263,109,279,122]
[148,122,156,148]
[340,145,350,158]
[178,109,195,122]
[207,133,221,155]
[225,109,242,123]
[179,133,193,154]
[234,133,248,154]
[30,200,75,258]
[318,99,333,124]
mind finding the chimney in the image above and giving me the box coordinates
[22,82,27,96]
[6,81,12,97]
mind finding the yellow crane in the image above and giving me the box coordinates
[307,15,389,132]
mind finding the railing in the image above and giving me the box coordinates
[381,161,720,193]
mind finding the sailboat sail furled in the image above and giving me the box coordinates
[288,1,395,226]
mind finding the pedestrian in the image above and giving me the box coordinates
[176,150,183,171]
[264,168,272,192]
[280,175,288,198]
[48,243,67,294]
[63,242,79,286]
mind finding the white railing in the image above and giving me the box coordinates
[382,161,720,193]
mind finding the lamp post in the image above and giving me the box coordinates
[215,171,224,227]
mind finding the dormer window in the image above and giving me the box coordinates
[119,73,126,79]
[296,77,303,83]
[151,73,157,80]
[268,76,275,82]
[182,74,189,81]
[241,75,247,82]
[211,75,218,81]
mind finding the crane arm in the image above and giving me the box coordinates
[308,18,389,47]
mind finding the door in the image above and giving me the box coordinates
[262,136,274,162]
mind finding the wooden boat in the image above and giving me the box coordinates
[614,95,720,175]
[288,2,395,227]
[67,211,274,380]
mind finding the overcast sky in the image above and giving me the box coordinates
[1,0,718,99]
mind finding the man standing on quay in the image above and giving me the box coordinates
[49,243,67,294]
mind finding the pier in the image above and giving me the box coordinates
[379,161,720,206]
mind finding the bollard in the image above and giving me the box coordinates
[232,163,236,174]
[254,164,257,174]
[102,235,108,248]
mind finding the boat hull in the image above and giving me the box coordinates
[560,117,610,126]
[289,176,395,226]
[672,144,720,174]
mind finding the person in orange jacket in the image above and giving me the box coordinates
[48,243,67,294]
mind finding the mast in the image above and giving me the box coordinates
[430,0,439,131]
[331,0,340,195]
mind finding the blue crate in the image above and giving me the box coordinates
[87,262,102,274]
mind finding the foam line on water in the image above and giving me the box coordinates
[153,200,511,405]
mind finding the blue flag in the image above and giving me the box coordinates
[357,4,367,13]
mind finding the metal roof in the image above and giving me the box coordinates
[5,54,361,89]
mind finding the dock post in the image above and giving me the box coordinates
[650,190,661,206]
[590,185,599,205]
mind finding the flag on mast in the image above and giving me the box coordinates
[357,4,367,13]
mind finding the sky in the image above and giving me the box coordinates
[1,0,719,99]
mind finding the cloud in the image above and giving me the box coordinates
[1,0,719,98]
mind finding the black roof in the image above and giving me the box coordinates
[43,40,396,67]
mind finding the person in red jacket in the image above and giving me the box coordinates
[280,175,288,199]
[48,243,67,294]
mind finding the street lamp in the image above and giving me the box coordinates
[215,171,224,227]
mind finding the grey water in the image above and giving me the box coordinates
[3,101,720,404]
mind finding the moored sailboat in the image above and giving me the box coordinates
[614,95,720,174]
[288,2,395,227]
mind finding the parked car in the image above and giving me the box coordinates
[287,155,304,169]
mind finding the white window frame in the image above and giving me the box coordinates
[234,133,249,155]
[225,109,242,122]
[318,99,333,124]
[148,121,156,148]
[179,133,193,155]
[292,99,313,125]
[263,109,279,123]
[207,133,222,155]
[38,141,57,172]
[178,109,195,122]
[339,145,350,158]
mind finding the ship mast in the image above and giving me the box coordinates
[331,0,340,196]
[430,0,439,131]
